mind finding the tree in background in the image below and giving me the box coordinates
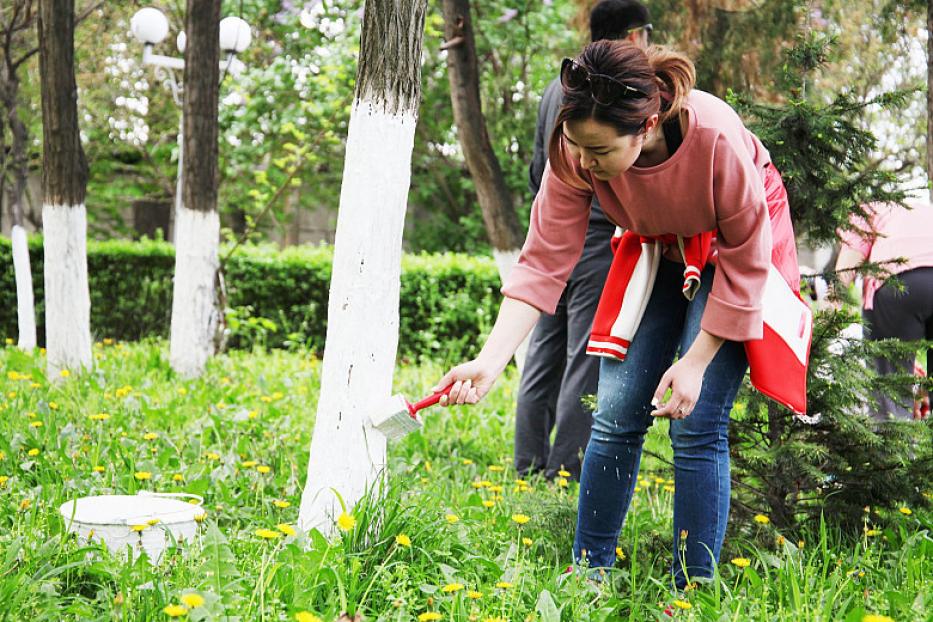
[37,0,92,376]
[168,0,222,378]
[298,0,428,535]
[1,0,38,351]
[726,33,931,530]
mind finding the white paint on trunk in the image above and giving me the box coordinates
[11,225,37,350]
[42,204,92,376]
[492,247,530,373]
[298,98,416,535]
[169,206,219,378]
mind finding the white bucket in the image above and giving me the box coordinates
[59,491,204,563]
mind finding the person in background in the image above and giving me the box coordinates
[836,198,933,420]
[515,0,653,481]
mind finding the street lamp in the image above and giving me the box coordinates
[130,7,251,240]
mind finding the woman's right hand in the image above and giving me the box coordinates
[433,357,503,406]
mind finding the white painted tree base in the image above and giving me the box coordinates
[11,225,37,351]
[42,204,92,376]
[297,98,416,536]
[492,247,530,373]
[169,206,220,379]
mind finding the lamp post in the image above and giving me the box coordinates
[130,7,251,242]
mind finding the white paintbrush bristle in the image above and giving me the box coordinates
[370,394,423,441]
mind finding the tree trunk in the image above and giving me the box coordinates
[298,0,427,535]
[169,0,221,378]
[928,0,932,201]
[38,0,91,376]
[440,0,530,369]
[1,67,37,350]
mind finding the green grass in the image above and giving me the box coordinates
[0,340,929,622]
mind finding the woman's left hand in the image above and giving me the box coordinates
[651,356,707,419]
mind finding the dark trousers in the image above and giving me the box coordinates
[513,251,611,480]
[863,266,933,421]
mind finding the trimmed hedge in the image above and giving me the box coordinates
[0,238,501,363]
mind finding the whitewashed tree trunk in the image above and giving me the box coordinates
[38,0,92,377]
[169,0,221,378]
[169,207,220,377]
[298,0,428,536]
[42,205,92,374]
[11,225,37,351]
[492,247,530,371]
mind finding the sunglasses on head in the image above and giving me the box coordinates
[560,58,647,106]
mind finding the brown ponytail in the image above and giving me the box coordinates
[547,40,696,188]
[646,45,696,125]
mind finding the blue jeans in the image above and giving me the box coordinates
[573,257,748,587]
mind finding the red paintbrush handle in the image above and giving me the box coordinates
[410,383,456,415]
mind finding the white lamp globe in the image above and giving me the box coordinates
[219,16,252,53]
[130,8,170,45]
[176,31,187,53]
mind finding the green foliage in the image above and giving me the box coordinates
[726,34,932,531]
[0,238,499,365]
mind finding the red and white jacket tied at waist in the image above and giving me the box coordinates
[586,228,813,415]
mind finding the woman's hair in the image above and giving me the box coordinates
[547,40,696,187]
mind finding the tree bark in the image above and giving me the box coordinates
[38,0,91,375]
[298,0,427,536]
[440,0,524,256]
[169,0,222,378]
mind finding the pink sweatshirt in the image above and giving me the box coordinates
[838,199,933,310]
[503,89,785,342]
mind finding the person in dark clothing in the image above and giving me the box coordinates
[514,0,653,480]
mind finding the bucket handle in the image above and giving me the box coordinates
[136,491,204,506]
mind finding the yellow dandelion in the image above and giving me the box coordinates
[754,514,770,525]
[445,514,459,524]
[4,338,12,345]
[557,469,571,477]
[396,534,411,547]
[441,582,464,593]
[59,369,70,378]
[277,523,296,537]
[488,485,504,494]
[418,613,442,622]
[898,507,912,516]
[798,540,805,549]
[172,473,184,482]
[511,514,530,525]
[134,471,151,481]
[89,413,110,422]
[163,604,187,617]
[467,590,483,599]
[461,458,473,465]
[273,499,291,508]
[295,613,322,622]
[776,535,786,546]
[633,485,642,492]
[256,465,271,474]
[0,476,9,486]
[29,421,42,428]
[247,410,258,419]
[495,581,513,589]
[336,512,356,532]
[92,465,106,473]
[19,499,31,511]
[178,387,188,396]
[483,618,508,622]
[672,600,692,610]
[663,485,675,493]
[131,524,148,532]
[255,528,282,539]
[557,477,569,488]
[27,448,40,457]
[147,518,161,526]
[731,557,751,568]
[488,465,505,472]
[205,452,220,461]
[143,432,159,441]
[615,547,625,560]
[522,537,533,546]
[471,480,492,489]
[241,460,258,468]
[48,401,58,410]
[194,512,208,523]
[861,616,895,622]
[482,500,495,508]
[865,529,882,537]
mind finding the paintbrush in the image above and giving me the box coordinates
[369,383,455,441]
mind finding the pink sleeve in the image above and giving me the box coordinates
[701,134,772,342]
[500,159,593,314]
